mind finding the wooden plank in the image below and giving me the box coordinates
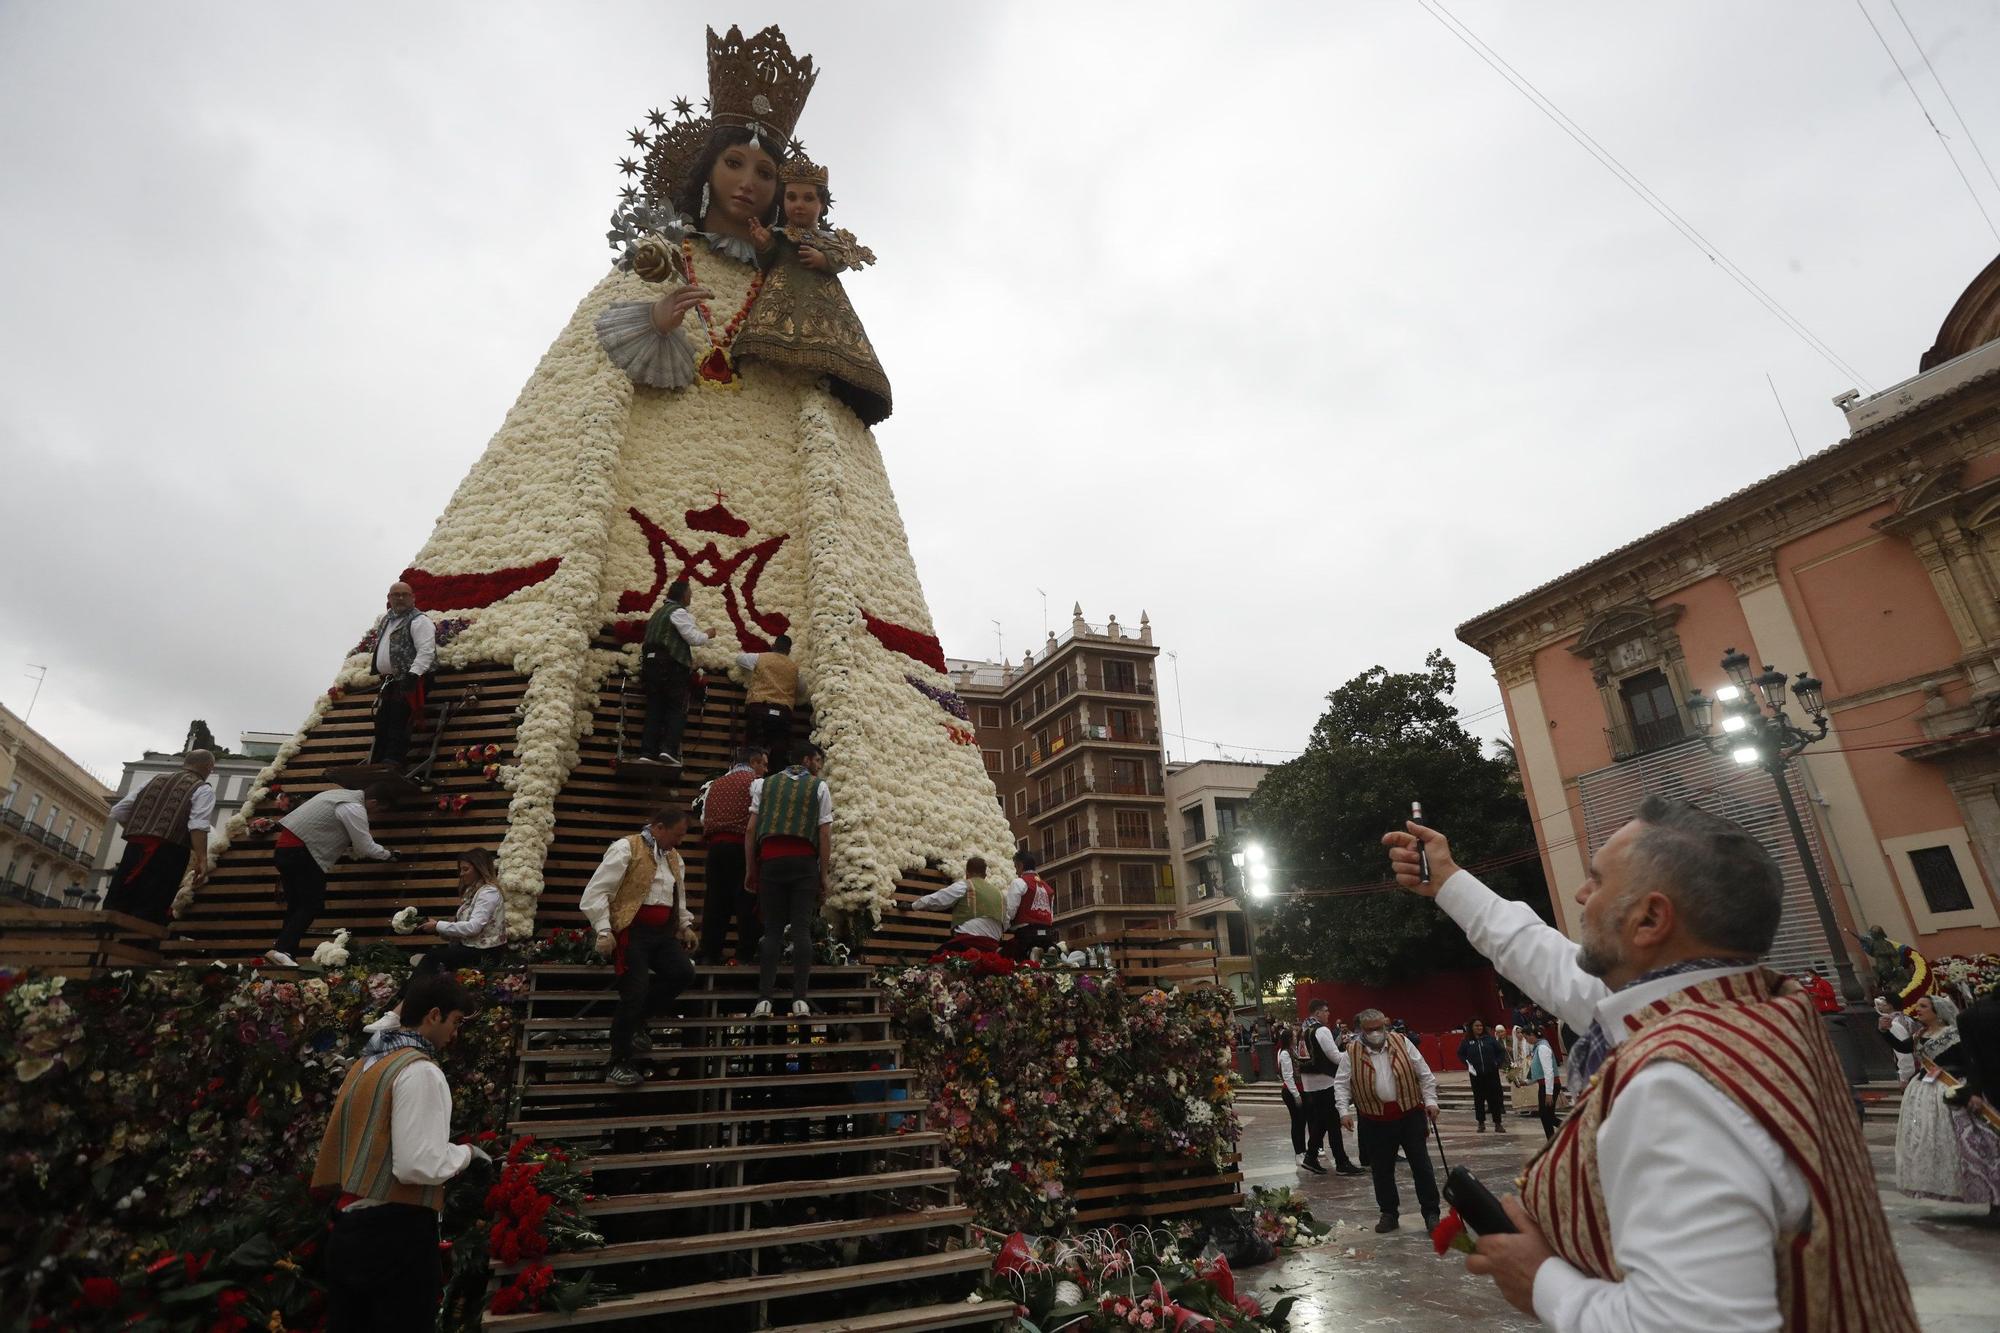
[582,1167,956,1216]
[504,1205,972,1273]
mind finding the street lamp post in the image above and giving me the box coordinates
[1228,844,1271,1014]
[1685,649,1879,1082]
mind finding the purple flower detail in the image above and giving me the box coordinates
[903,674,970,722]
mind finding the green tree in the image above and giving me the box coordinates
[1245,651,1550,986]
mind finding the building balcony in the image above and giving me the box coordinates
[1605,716,1694,762]
[1024,774,1165,820]
[0,809,23,831]
[1034,827,1174,872]
[1025,727,1163,775]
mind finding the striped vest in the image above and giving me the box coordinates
[746,652,799,707]
[124,769,206,845]
[280,789,369,872]
[1519,970,1919,1332]
[701,769,756,839]
[754,769,824,846]
[953,877,1006,928]
[310,1048,447,1211]
[1347,1035,1424,1116]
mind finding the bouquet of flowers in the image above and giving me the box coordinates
[978,1229,1294,1330]
[391,906,423,935]
[310,929,352,969]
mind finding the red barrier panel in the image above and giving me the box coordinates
[1293,969,1507,1073]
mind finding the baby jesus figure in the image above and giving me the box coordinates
[732,155,891,423]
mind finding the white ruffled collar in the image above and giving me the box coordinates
[661,213,759,265]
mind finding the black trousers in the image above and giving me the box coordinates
[745,702,793,769]
[1538,1086,1561,1141]
[1002,923,1057,961]
[640,656,692,757]
[1302,1086,1355,1169]
[103,839,191,926]
[1281,1088,1307,1155]
[611,922,696,1062]
[698,840,758,964]
[273,845,328,956]
[415,941,503,977]
[757,853,819,1002]
[325,1203,440,1333]
[1356,1110,1440,1219]
[370,675,428,766]
[1469,1069,1507,1127]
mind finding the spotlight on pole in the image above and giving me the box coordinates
[1732,745,1762,766]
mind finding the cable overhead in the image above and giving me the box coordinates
[1885,0,2000,198]
[1414,0,1874,392]
[1854,0,2000,245]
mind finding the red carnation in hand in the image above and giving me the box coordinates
[1432,1207,1473,1255]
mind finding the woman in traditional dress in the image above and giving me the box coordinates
[1888,994,1975,1200]
[373,25,1014,938]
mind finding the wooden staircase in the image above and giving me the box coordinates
[493,961,999,1332]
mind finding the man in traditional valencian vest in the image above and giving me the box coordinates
[580,805,699,1087]
[640,579,710,766]
[735,634,801,769]
[1335,1007,1442,1233]
[104,749,216,925]
[745,743,832,1018]
[696,747,767,966]
[368,580,437,770]
[312,970,488,1331]
[266,783,400,968]
[1000,849,1058,961]
[1386,797,1920,1331]
[910,855,1017,959]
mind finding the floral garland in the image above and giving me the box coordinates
[680,235,765,383]
[476,1136,601,1317]
[978,1228,1295,1331]
[882,965,1240,1232]
[863,609,948,674]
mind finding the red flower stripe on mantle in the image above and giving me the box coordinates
[399,558,561,611]
[863,610,947,674]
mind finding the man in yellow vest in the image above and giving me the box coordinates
[580,806,699,1086]
[746,743,832,1019]
[312,970,487,1332]
[735,634,801,769]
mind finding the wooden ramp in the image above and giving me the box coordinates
[0,906,164,975]
[492,962,999,1332]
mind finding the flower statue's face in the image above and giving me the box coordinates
[708,142,779,225]
[783,183,823,229]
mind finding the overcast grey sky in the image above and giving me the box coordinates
[4,2,2000,783]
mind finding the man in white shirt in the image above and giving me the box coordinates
[313,970,488,1332]
[1335,1007,1442,1231]
[640,579,710,766]
[266,783,399,968]
[104,749,216,925]
[368,581,438,770]
[580,807,698,1086]
[735,633,801,769]
[1384,798,1918,1332]
[1297,998,1362,1176]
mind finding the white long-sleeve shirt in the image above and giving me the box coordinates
[746,775,834,826]
[341,1053,471,1210]
[578,835,685,935]
[1277,1048,1300,1096]
[373,612,437,678]
[109,773,216,833]
[1434,870,1810,1333]
[433,883,505,948]
[670,606,708,648]
[1333,1035,1440,1117]
[1531,1038,1559,1094]
[909,878,1027,940]
[1298,1022,1347,1093]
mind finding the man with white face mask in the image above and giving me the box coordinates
[1336,1007,1441,1233]
[1383,797,1917,1332]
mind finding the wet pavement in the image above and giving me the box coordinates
[1230,1095,2000,1331]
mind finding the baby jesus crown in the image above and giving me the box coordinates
[779,156,829,190]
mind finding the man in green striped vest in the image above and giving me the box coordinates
[746,743,832,1018]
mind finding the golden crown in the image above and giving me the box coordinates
[615,25,818,218]
[779,156,828,190]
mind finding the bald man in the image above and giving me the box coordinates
[105,749,217,925]
[369,581,437,769]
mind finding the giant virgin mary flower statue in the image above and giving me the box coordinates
[215,25,1014,937]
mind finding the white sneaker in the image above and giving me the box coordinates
[750,1000,774,1020]
[264,949,297,968]
[791,1000,813,1018]
[363,1011,402,1034]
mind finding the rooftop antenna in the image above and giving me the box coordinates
[22,664,47,727]
[991,620,1003,662]
[1036,588,1049,638]
[1765,372,1805,462]
[1165,650,1188,767]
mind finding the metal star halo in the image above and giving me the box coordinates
[627,127,650,148]
[671,96,694,118]
[646,107,669,129]
[617,157,640,176]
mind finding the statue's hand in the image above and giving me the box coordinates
[631,236,675,283]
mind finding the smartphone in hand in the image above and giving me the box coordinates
[1442,1165,1518,1236]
